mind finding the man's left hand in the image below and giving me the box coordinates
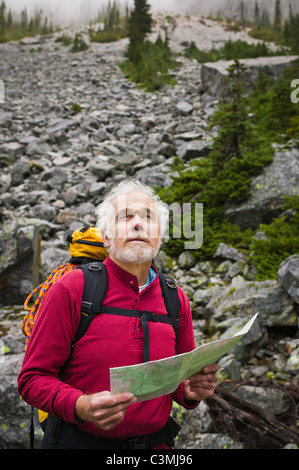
[184,363,219,402]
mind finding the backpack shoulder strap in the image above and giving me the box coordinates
[158,272,180,337]
[74,261,108,343]
[61,262,108,374]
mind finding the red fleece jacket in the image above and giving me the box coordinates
[18,257,198,442]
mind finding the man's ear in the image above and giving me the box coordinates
[102,234,111,249]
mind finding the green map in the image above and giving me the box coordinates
[110,313,259,402]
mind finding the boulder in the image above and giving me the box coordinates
[177,139,212,161]
[277,255,299,304]
[206,277,294,325]
[0,223,42,306]
[235,385,293,415]
[201,56,299,99]
[224,148,299,229]
[0,306,43,449]
[175,101,194,116]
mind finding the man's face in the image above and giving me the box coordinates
[103,190,161,264]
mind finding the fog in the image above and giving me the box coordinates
[4,0,298,26]
[4,0,183,26]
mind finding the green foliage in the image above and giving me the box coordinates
[89,0,128,43]
[55,34,73,46]
[282,9,299,54]
[249,26,279,43]
[159,59,299,280]
[184,39,283,64]
[250,196,299,280]
[249,59,299,144]
[90,30,126,43]
[121,33,178,91]
[126,0,152,65]
[159,61,273,260]
[0,1,54,43]
[119,0,178,92]
[70,33,89,53]
[71,103,82,113]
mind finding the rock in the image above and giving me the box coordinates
[143,133,161,152]
[277,255,299,304]
[236,385,293,415]
[214,243,247,262]
[157,142,176,158]
[136,164,173,188]
[178,252,197,268]
[175,101,194,115]
[33,204,58,222]
[46,118,76,135]
[177,139,212,161]
[206,278,292,324]
[19,35,42,46]
[1,142,25,157]
[0,223,41,306]
[11,160,31,186]
[86,157,114,180]
[225,148,299,229]
[190,433,243,449]
[41,167,68,188]
[217,354,242,381]
[201,56,299,99]
[0,306,43,449]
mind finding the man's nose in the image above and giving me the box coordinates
[132,214,142,231]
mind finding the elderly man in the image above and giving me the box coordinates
[18,179,218,449]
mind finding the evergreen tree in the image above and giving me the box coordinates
[240,1,246,25]
[0,1,6,40]
[127,0,152,64]
[7,8,12,30]
[273,0,282,33]
[260,9,271,29]
[21,8,28,34]
[254,1,260,27]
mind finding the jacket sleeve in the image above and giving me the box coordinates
[171,286,200,409]
[17,270,85,424]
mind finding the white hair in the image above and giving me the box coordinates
[95,179,169,239]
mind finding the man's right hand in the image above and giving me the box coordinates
[74,391,137,431]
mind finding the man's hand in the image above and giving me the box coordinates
[74,391,137,431]
[184,363,219,402]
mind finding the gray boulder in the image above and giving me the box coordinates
[0,223,42,306]
[277,255,299,304]
[225,148,299,229]
[201,56,299,99]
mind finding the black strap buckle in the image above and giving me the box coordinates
[125,435,151,449]
[145,310,159,322]
[81,301,93,313]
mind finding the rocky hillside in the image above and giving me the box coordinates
[0,14,298,449]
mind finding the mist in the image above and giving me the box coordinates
[4,0,183,26]
[4,0,299,26]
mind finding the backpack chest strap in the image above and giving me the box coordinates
[79,305,179,363]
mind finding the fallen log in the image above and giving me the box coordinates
[206,383,299,449]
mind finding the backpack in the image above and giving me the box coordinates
[22,225,108,350]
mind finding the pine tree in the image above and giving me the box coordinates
[0,1,6,40]
[254,1,260,27]
[127,0,152,64]
[273,0,282,33]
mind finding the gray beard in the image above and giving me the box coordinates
[108,240,159,264]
